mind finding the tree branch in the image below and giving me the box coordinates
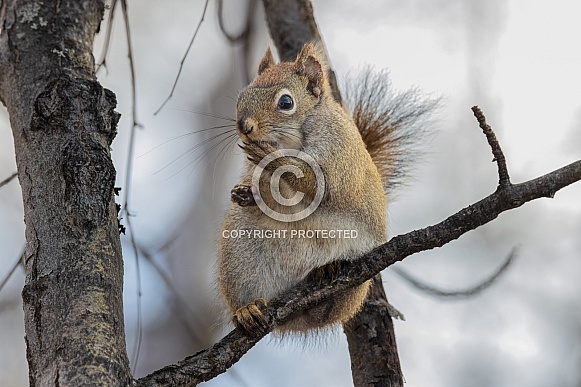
[0,171,17,189]
[0,248,24,294]
[217,0,255,44]
[136,107,581,385]
[393,248,517,298]
[95,0,118,74]
[472,105,511,186]
[154,0,210,116]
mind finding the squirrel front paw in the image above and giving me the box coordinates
[233,298,269,337]
[240,140,277,164]
[231,184,257,207]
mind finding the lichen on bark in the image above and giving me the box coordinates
[0,0,132,385]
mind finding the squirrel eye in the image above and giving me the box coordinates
[277,94,294,112]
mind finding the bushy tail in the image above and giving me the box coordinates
[344,69,437,196]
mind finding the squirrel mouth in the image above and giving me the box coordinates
[253,140,278,147]
[240,139,278,149]
[237,139,279,159]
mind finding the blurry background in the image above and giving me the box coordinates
[1,0,580,386]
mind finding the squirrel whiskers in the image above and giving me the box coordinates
[218,42,434,336]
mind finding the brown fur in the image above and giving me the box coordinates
[346,69,437,194]
[218,43,390,335]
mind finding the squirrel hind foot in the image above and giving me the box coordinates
[233,298,269,337]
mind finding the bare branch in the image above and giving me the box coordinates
[116,0,144,371]
[217,0,256,44]
[217,0,257,85]
[96,0,118,73]
[135,112,581,385]
[117,0,142,215]
[472,105,511,186]
[139,246,252,386]
[393,248,517,298]
[154,0,210,116]
[0,249,24,294]
[0,171,17,189]
[120,0,141,129]
[125,213,143,371]
[138,246,210,346]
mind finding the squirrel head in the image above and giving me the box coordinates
[236,42,329,155]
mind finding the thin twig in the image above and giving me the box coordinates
[125,213,143,372]
[138,247,207,344]
[121,0,140,129]
[0,171,17,189]
[96,0,119,74]
[0,249,24,294]
[138,247,251,387]
[393,248,517,298]
[472,106,511,186]
[154,0,210,116]
[118,0,143,372]
[217,0,255,43]
[218,0,256,85]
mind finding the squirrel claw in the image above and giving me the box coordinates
[233,298,269,337]
[231,184,256,207]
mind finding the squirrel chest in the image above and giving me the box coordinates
[218,43,387,334]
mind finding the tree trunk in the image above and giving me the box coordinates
[0,1,131,385]
[345,275,404,387]
[262,1,404,385]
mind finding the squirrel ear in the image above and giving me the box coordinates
[295,43,324,97]
[258,46,275,75]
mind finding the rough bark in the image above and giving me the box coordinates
[345,275,404,387]
[0,1,131,385]
[262,1,403,385]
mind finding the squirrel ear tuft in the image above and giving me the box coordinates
[258,46,276,75]
[295,42,324,97]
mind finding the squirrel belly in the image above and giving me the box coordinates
[218,42,393,335]
[218,119,386,333]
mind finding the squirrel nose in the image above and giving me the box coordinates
[237,119,254,135]
[237,107,250,134]
[237,113,258,135]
